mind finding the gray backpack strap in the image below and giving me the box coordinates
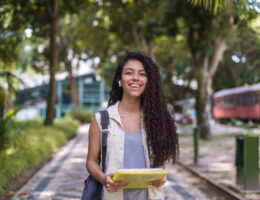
[98,110,109,172]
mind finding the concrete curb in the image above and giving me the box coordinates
[177,161,245,200]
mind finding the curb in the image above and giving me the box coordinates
[177,161,245,200]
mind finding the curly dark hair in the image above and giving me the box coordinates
[108,52,179,167]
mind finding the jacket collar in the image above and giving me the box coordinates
[107,101,124,128]
[107,100,145,130]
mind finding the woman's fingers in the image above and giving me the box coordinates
[149,181,162,187]
[107,184,127,192]
[111,181,128,189]
[117,181,128,188]
[105,174,128,192]
[149,177,167,188]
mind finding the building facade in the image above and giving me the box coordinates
[15,73,109,119]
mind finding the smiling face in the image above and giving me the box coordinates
[120,60,148,99]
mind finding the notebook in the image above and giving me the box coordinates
[112,168,169,189]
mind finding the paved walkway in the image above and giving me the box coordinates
[12,124,208,200]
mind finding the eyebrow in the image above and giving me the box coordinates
[124,68,146,72]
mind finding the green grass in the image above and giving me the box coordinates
[0,116,80,193]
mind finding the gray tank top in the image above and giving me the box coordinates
[123,130,148,200]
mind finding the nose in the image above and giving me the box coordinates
[133,73,139,81]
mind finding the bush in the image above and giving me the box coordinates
[0,117,80,193]
[54,115,80,139]
[68,109,94,124]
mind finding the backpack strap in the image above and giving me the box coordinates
[98,110,109,172]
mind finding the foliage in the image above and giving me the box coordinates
[94,0,172,86]
[0,45,25,150]
[213,15,260,91]
[1,0,259,137]
[68,109,94,124]
[0,2,22,64]
[188,0,234,14]
[0,117,80,193]
[0,71,23,90]
[53,115,81,138]
[243,120,260,129]
[0,87,21,151]
[155,35,194,103]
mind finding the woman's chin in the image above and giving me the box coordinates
[125,92,143,99]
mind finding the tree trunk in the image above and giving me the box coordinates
[65,58,81,111]
[204,76,212,138]
[44,0,58,126]
[196,62,211,139]
[197,36,228,139]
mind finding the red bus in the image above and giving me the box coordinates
[213,83,260,121]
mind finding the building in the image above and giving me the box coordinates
[14,73,109,119]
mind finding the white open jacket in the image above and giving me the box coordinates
[95,101,165,200]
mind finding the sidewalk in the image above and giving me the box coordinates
[12,124,209,200]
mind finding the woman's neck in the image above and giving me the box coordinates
[119,96,141,114]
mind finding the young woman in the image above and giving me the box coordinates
[87,52,179,200]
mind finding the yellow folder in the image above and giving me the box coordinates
[112,168,169,189]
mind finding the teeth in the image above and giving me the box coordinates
[130,84,140,88]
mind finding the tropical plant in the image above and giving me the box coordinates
[188,0,234,14]
[0,68,24,151]
[0,86,21,151]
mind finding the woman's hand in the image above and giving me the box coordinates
[104,174,128,193]
[148,176,167,188]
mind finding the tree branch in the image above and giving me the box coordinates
[132,23,141,49]
[208,35,227,78]
[202,56,209,78]
[132,23,147,53]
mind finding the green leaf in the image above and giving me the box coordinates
[188,0,234,14]
[1,107,22,137]
[5,107,22,121]
[214,0,219,14]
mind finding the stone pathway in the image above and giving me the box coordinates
[12,124,209,200]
